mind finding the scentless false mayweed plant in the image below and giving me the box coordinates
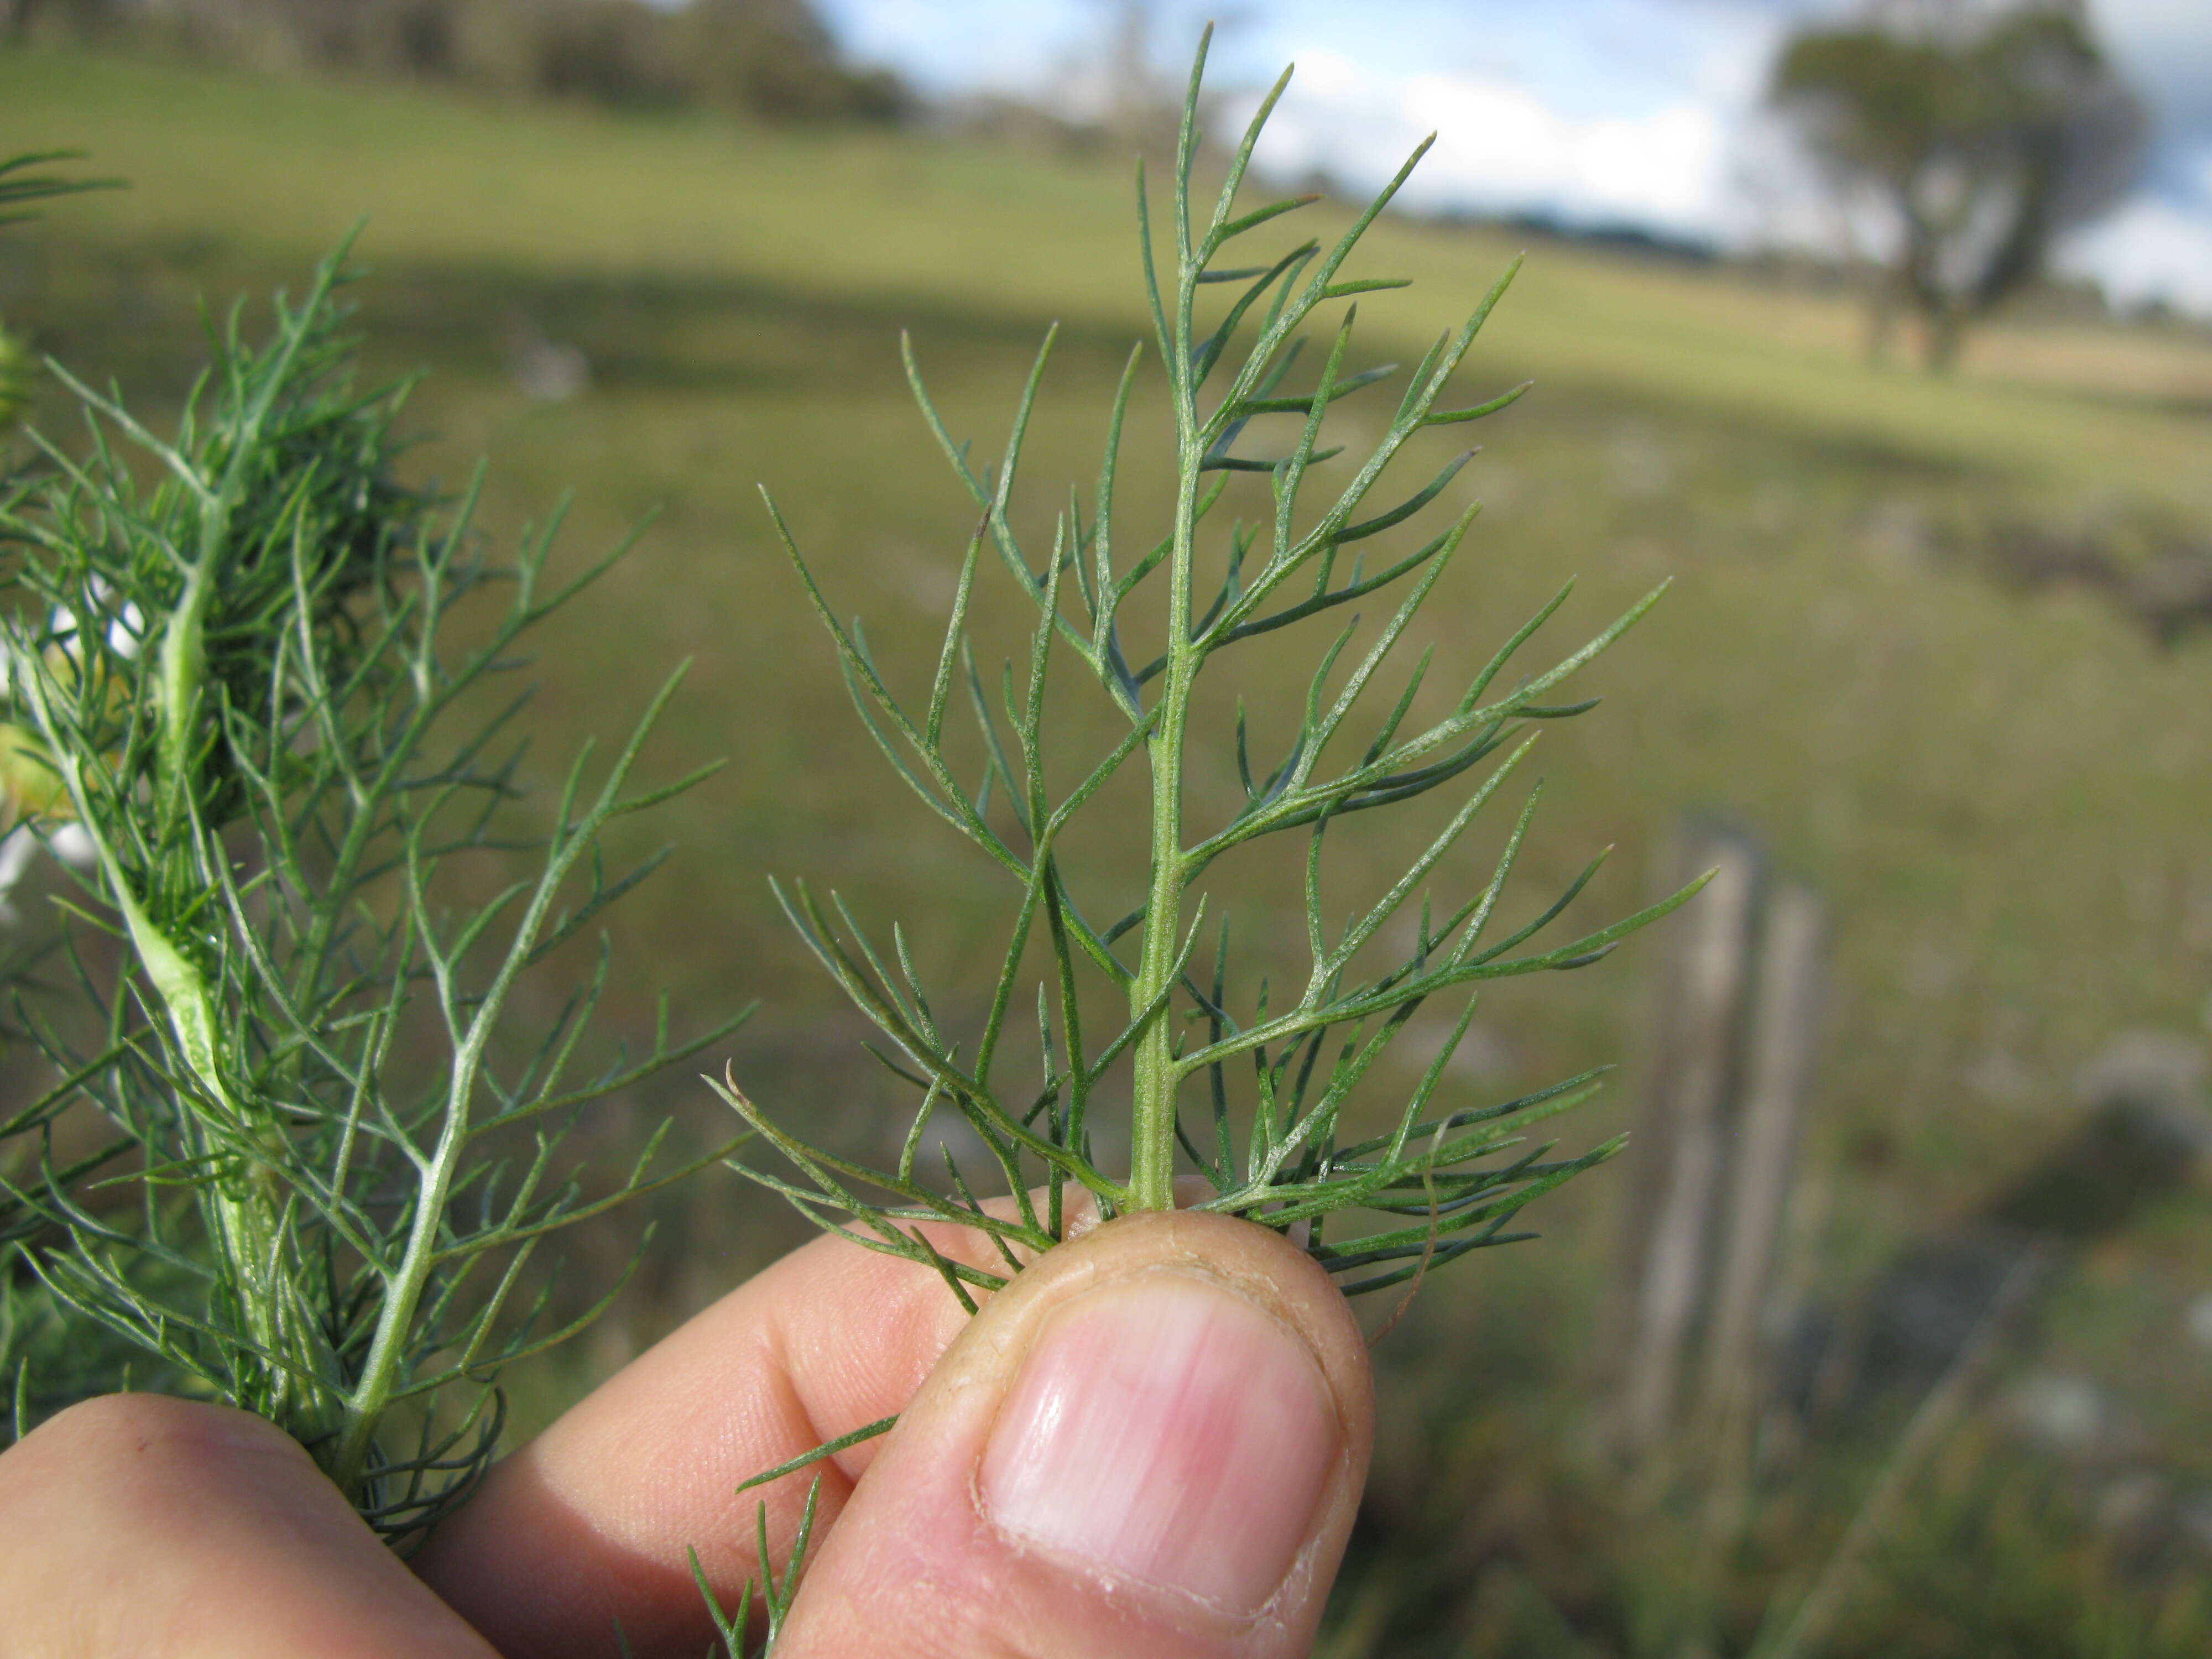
[715,30,1704,1501]
[0,28,1703,1653]
[0,237,747,1542]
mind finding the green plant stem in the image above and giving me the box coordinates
[331,887,530,1495]
[148,415,286,1415]
[1126,520,1193,1211]
[15,566,306,1411]
[1126,178,1204,1213]
[154,558,211,824]
[328,669,687,1498]
[33,692,310,1428]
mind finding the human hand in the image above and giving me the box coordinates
[0,1209,1373,1658]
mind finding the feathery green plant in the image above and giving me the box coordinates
[0,244,745,1545]
[0,152,116,434]
[721,32,1705,1321]
[0,327,27,440]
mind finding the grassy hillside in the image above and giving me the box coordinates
[7,47,2210,514]
[6,46,2212,1650]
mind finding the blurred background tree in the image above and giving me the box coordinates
[680,0,901,122]
[0,0,904,121]
[1771,0,2147,370]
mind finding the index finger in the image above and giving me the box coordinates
[412,1216,1005,1658]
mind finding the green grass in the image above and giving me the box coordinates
[7,46,2210,514]
[7,44,2212,1647]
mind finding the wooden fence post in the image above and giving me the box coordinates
[1704,884,1828,1435]
[1616,823,1828,1470]
[1620,827,1762,1454]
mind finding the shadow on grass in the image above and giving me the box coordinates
[3,232,1149,410]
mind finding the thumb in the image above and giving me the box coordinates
[773,1208,1374,1659]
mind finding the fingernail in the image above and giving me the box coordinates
[978,1273,1340,1617]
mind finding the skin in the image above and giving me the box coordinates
[0,1210,1373,1659]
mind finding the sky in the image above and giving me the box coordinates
[809,0,2212,317]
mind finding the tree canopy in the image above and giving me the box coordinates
[1771,0,2145,368]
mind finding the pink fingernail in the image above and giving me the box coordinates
[978,1274,1339,1616]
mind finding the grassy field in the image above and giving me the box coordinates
[8,48,2212,512]
[7,44,2212,1655]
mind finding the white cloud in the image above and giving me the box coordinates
[1235,24,2212,317]
[2058,191,2212,315]
[816,0,1093,95]
[816,0,2212,315]
[1236,49,1739,242]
